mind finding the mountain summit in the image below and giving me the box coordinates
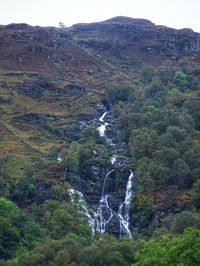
[103,16,154,25]
[1,16,199,75]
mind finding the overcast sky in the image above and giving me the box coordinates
[1,0,200,32]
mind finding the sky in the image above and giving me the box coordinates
[0,0,200,32]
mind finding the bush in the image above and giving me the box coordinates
[170,211,200,234]
[105,86,131,104]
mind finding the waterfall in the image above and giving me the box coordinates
[110,154,117,164]
[57,157,63,163]
[68,188,95,234]
[118,170,134,237]
[94,170,115,234]
[66,109,134,237]
[97,111,108,137]
[93,110,134,237]
[99,111,108,123]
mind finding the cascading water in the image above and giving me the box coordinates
[95,170,115,234]
[94,110,134,237]
[99,111,108,123]
[97,111,108,137]
[67,109,134,237]
[118,170,134,237]
[110,154,117,165]
[68,188,95,234]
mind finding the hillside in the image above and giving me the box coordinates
[1,17,200,265]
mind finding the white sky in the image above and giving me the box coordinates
[0,0,200,32]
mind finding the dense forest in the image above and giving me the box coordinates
[1,17,200,265]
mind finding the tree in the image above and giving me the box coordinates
[156,147,180,167]
[135,158,155,192]
[129,128,158,160]
[79,234,135,266]
[174,71,189,90]
[10,176,35,205]
[0,197,21,258]
[130,194,153,231]
[0,197,21,220]
[160,60,175,83]
[106,86,131,104]
[133,228,200,266]
[191,180,200,209]
[144,79,166,106]
[18,234,90,266]
[0,197,46,260]
[184,97,200,130]
[183,144,200,171]
[0,216,19,259]
[158,133,176,148]
[61,142,82,173]
[166,126,187,142]
[172,159,191,188]
[170,211,200,234]
[140,65,158,84]
[35,200,92,240]
[177,57,189,73]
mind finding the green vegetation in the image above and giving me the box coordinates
[133,228,200,266]
[1,18,200,265]
[0,197,46,260]
[1,58,200,265]
[107,60,200,237]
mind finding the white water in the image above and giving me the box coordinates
[97,111,109,137]
[95,170,115,234]
[68,188,95,234]
[57,157,63,163]
[102,169,114,195]
[110,154,117,164]
[94,111,134,237]
[99,111,108,123]
[98,124,107,137]
[118,170,134,237]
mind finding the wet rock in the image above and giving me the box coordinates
[82,165,102,180]
[107,194,121,211]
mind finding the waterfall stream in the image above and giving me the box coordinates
[68,188,95,234]
[95,110,134,237]
[118,170,134,237]
[67,109,134,237]
[95,169,115,234]
[97,111,108,137]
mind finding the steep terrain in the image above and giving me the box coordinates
[1,16,200,264]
